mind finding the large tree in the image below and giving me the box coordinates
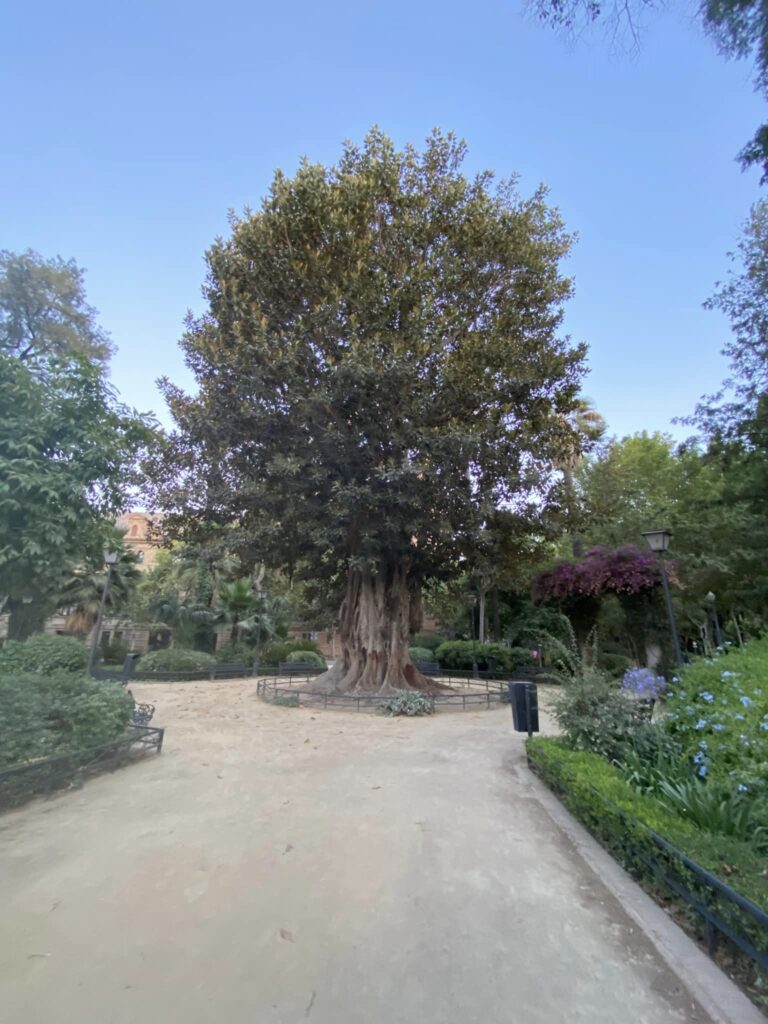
[0,354,154,638]
[150,130,586,693]
[0,250,113,366]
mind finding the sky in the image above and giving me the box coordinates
[1,1,764,439]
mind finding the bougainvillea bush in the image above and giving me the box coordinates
[664,639,768,788]
[532,546,669,603]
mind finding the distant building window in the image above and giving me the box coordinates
[130,526,138,537]
[136,550,144,563]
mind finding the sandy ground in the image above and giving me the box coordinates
[0,680,713,1024]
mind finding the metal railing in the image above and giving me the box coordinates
[256,675,510,711]
[0,725,165,811]
[528,752,768,973]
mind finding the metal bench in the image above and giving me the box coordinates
[208,661,254,679]
[413,660,441,675]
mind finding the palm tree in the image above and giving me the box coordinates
[57,550,141,637]
[215,579,257,643]
[557,398,606,558]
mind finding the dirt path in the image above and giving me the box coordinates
[0,681,711,1024]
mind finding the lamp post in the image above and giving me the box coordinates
[88,550,119,675]
[705,591,724,650]
[642,529,683,666]
[464,592,479,679]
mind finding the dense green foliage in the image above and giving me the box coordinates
[434,640,517,671]
[0,634,87,676]
[259,639,323,666]
[212,640,257,664]
[527,738,768,911]
[0,249,113,366]
[382,690,435,716]
[137,648,215,674]
[0,671,134,769]
[665,640,768,786]
[285,649,326,667]
[408,646,435,663]
[0,353,154,638]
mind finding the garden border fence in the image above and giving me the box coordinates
[0,724,165,811]
[527,748,768,974]
[256,675,511,711]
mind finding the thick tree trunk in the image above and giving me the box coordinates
[6,598,47,641]
[309,563,435,694]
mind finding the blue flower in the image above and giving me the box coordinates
[700,692,715,704]
[740,696,752,707]
[698,740,708,750]
[695,718,709,730]
[712,723,725,732]
[738,783,749,794]
[722,671,733,679]
[698,764,709,777]
[672,676,680,683]
[760,721,768,732]
[693,751,706,764]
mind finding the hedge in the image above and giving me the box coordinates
[0,634,87,676]
[0,671,134,769]
[137,648,216,674]
[526,737,768,915]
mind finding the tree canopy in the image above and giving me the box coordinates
[150,128,587,691]
[0,250,113,366]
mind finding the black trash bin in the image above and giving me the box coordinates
[509,681,539,736]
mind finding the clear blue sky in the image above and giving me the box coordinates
[2,1,764,439]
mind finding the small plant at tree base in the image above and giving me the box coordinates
[551,669,644,761]
[273,693,300,708]
[658,779,767,847]
[382,690,435,716]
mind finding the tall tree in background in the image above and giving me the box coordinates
[150,129,586,693]
[531,0,768,180]
[0,250,113,366]
[0,354,154,638]
[556,397,606,557]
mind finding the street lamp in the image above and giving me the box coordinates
[88,550,119,676]
[705,591,724,650]
[641,529,683,666]
[464,592,479,679]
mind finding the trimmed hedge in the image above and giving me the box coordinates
[286,649,326,668]
[137,648,215,674]
[0,634,87,676]
[435,640,513,671]
[0,671,134,769]
[527,737,768,914]
[408,646,435,663]
[260,639,322,666]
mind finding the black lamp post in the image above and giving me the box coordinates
[88,550,119,675]
[705,591,724,650]
[464,593,479,679]
[642,529,683,666]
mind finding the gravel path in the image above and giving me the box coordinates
[0,680,712,1024]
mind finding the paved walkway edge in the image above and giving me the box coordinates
[513,752,766,1024]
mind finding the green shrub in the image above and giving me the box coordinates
[508,646,536,668]
[664,639,768,787]
[408,646,435,663]
[550,670,644,761]
[412,634,446,653]
[0,634,87,676]
[260,639,322,666]
[137,648,215,674]
[657,778,767,846]
[527,737,768,912]
[100,640,129,665]
[214,640,256,663]
[286,649,326,668]
[434,640,511,671]
[599,652,633,678]
[0,671,134,769]
[382,690,435,716]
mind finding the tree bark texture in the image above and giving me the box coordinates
[310,563,435,694]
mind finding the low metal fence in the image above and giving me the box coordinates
[0,725,165,811]
[528,751,768,975]
[256,676,510,711]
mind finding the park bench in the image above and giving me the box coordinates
[413,660,441,675]
[208,661,255,679]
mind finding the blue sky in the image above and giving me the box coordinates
[1,1,764,439]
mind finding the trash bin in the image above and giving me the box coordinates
[121,653,140,683]
[509,681,539,736]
